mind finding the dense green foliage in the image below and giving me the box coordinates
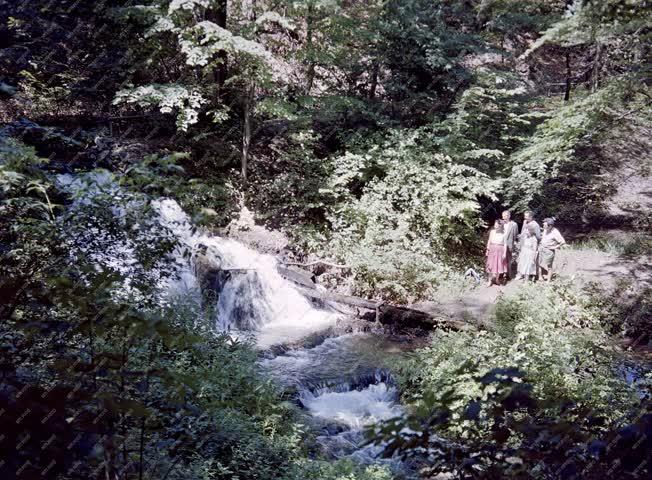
[319,131,495,302]
[2,0,649,301]
[398,283,641,432]
[375,283,650,478]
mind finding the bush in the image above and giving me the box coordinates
[288,459,394,480]
[314,128,495,303]
[397,282,638,439]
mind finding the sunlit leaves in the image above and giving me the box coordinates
[113,84,207,131]
[320,128,497,302]
[179,21,273,67]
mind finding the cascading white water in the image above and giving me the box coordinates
[299,380,404,465]
[293,378,405,466]
[153,199,340,347]
[153,199,409,466]
[260,333,408,466]
[300,382,401,429]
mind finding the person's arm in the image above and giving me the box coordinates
[551,229,566,250]
[486,231,492,256]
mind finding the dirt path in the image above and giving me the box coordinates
[413,244,651,326]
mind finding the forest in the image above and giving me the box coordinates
[0,0,650,479]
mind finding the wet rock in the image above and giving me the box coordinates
[0,81,17,98]
[225,206,289,255]
[0,119,88,170]
[265,344,290,357]
[322,423,348,436]
[89,136,151,170]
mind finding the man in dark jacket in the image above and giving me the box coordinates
[502,210,518,280]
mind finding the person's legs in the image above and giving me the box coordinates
[506,249,514,280]
[540,266,548,281]
[511,255,517,280]
[547,264,554,282]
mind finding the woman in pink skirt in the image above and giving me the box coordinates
[485,219,508,286]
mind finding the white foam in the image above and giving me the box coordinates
[300,383,402,429]
[152,198,339,346]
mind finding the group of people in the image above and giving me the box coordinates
[485,210,566,286]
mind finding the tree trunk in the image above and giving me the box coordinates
[210,0,228,96]
[305,64,316,95]
[103,435,120,480]
[305,3,315,94]
[369,62,379,99]
[240,0,257,183]
[564,50,572,101]
[591,42,602,92]
[138,345,152,480]
[241,81,254,182]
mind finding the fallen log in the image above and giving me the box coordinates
[377,304,467,331]
[282,259,349,269]
[293,286,465,331]
[204,266,467,331]
[277,265,317,289]
[294,285,380,310]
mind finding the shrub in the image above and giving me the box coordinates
[315,128,495,303]
[397,282,638,439]
[288,459,394,480]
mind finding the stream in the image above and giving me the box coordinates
[51,169,420,477]
[153,198,415,472]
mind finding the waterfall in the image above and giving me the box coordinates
[153,199,408,467]
[153,199,340,346]
[56,171,339,347]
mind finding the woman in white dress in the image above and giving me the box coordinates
[517,224,538,281]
